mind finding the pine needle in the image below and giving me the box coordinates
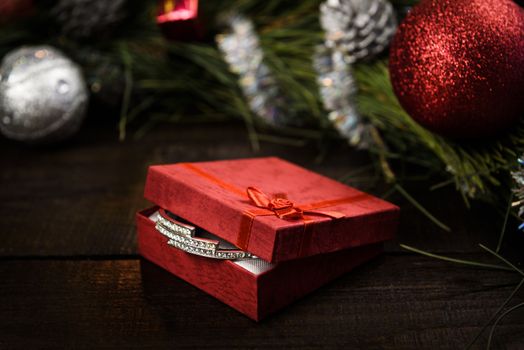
[400,244,513,272]
[479,244,524,277]
[395,184,451,232]
[118,44,133,141]
[338,164,375,183]
[496,193,513,253]
[486,301,524,349]
[466,278,524,349]
[256,133,308,147]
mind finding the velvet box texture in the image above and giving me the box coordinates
[137,157,399,320]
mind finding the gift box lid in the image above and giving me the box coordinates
[144,157,399,263]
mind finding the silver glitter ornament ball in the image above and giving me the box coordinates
[0,46,89,143]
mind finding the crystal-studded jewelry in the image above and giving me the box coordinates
[155,209,257,260]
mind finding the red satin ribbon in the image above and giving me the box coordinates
[180,163,361,254]
[244,187,347,256]
[246,187,344,221]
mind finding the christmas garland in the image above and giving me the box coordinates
[0,0,523,221]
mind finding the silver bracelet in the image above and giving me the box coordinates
[155,209,257,260]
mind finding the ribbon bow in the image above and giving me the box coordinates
[246,187,345,221]
[247,187,303,219]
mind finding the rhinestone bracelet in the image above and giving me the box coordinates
[155,209,257,260]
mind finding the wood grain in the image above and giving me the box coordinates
[0,256,522,349]
[2,121,524,348]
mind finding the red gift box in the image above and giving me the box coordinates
[137,157,399,320]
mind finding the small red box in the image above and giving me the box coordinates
[137,157,399,320]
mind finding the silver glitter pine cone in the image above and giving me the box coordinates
[314,46,370,148]
[320,0,397,63]
[0,46,89,143]
[512,158,524,220]
[216,14,292,126]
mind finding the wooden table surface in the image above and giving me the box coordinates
[1,119,523,349]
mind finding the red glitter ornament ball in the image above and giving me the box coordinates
[389,0,524,138]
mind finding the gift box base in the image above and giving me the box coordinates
[137,207,384,321]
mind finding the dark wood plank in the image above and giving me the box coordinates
[0,121,513,257]
[0,256,522,349]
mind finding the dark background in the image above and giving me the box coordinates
[1,117,523,349]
